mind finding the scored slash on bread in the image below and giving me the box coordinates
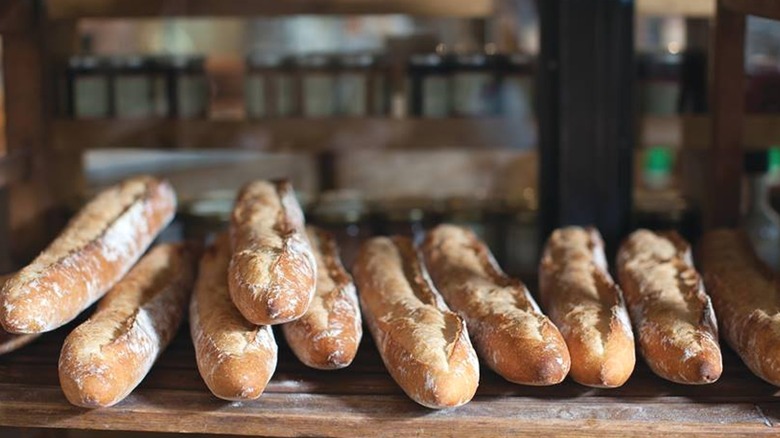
[192,234,278,401]
[539,226,636,388]
[421,224,570,386]
[353,236,479,409]
[617,230,722,385]
[0,175,176,334]
[281,226,362,370]
[228,180,317,326]
[699,229,780,387]
[59,242,200,408]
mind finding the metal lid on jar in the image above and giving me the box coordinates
[409,53,446,67]
[338,53,375,68]
[161,54,206,72]
[68,55,108,71]
[246,51,283,69]
[295,53,334,69]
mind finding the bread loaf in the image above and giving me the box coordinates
[59,242,199,408]
[282,227,362,370]
[353,236,479,409]
[0,275,38,355]
[539,226,635,388]
[617,229,722,384]
[699,229,780,386]
[0,176,176,334]
[228,180,316,325]
[422,224,570,385]
[191,234,278,401]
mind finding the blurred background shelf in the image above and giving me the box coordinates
[51,118,536,151]
[45,0,495,20]
[636,0,714,17]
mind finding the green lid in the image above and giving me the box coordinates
[645,146,673,173]
[768,146,780,173]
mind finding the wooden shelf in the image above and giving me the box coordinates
[681,114,780,150]
[0,320,779,436]
[722,0,780,20]
[636,0,714,17]
[45,0,494,20]
[51,118,535,152]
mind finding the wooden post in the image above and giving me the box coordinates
[706,1,745,229]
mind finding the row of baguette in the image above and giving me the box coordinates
[0,176,777,410]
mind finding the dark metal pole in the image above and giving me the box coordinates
[538,0,634,253]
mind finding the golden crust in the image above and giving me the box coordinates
[699,229,780,386]
[617,229,721,384]
[191,234,278,401]
[353,236,479,409]
[282,226,362,370]
[539,226,635,388]
[0,175,176,334]
[59,242,199,408]
[422,224,570,385]
[228,180,316,325]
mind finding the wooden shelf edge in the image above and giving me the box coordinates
[45,0,495,20]
[681,114,780,150]
[636,0,714,17]
[721,0,780,21]
[51,117,536,151]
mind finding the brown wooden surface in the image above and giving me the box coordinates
[0,317,778,437]
[681,115,780,150]
[721,0,780,19]
[636,0,714,17]
[706,1,746,229]
[51,118,535,152]
[0,0,34,34]
[45,0,494,19]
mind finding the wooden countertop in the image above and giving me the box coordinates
[0,321,778,437]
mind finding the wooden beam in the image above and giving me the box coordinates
[721,0,780,20]
[46,0,495,19]
[682,115,780,150]
[707,1,746,229]
[636,0,714,17]
[0,0,35,34]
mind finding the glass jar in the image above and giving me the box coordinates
[167,55,210,119]
[297,54,337,118]
[245,52,283,119]
[451,53,499,117]
[111,55,155,119]
[500,53,534,118]
[408,53,451,118]
[336,53,371,116]
[638,52,681,115]
[67,55,110,119]
[310,190,371,269]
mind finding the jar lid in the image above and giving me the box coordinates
[246,52,283,68]
[409,53,445,67]
[339,53,375,68]
[295,53,333,68]
[454,53,487,66]
[68,55,107,70]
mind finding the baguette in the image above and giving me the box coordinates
[421,224,570,385]
[59,242,199,408]
[353,236,479,409]
[0,275,38,355]
[0,176,176,334]
[191,234,278,401]
[281,226,362,370]
[617,229,722,384]
[539,226,635,388]
[228,180,316,325]
[699,229,780,386]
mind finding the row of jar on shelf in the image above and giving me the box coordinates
[62,51,535,120]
